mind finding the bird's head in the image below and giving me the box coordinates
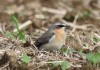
[49,22,70,31]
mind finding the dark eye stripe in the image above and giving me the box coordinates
[58,25,65,27]
[55,25,65,29]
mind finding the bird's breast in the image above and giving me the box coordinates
[55,28,66,43]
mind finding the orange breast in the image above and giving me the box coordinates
[55,28,66,43]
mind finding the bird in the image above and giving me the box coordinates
[34,22,69,51]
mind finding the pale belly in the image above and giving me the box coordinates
[40,36,66,51]
[40,41,64,51]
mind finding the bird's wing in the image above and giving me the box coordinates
[34,30,54,48]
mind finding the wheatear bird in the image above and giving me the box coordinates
[34,22,69,51]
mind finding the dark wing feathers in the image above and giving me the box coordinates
[34,30,54,48]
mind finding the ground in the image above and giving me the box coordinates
[0,0,100,70]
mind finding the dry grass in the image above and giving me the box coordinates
[0,0,100,70]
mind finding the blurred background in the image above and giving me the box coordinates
[0,0,100,35]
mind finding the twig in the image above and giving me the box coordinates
[41,61,64,64]
[13,20,32,32]
[0,62,9,70]
[75,32,83,46]
[94,33,100,39]
[71,14,79,32]
[88,37,100,47]
[73,15,79,24]
[0,50,6,54]
[41,7,67,15]
[31,44,39,51]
